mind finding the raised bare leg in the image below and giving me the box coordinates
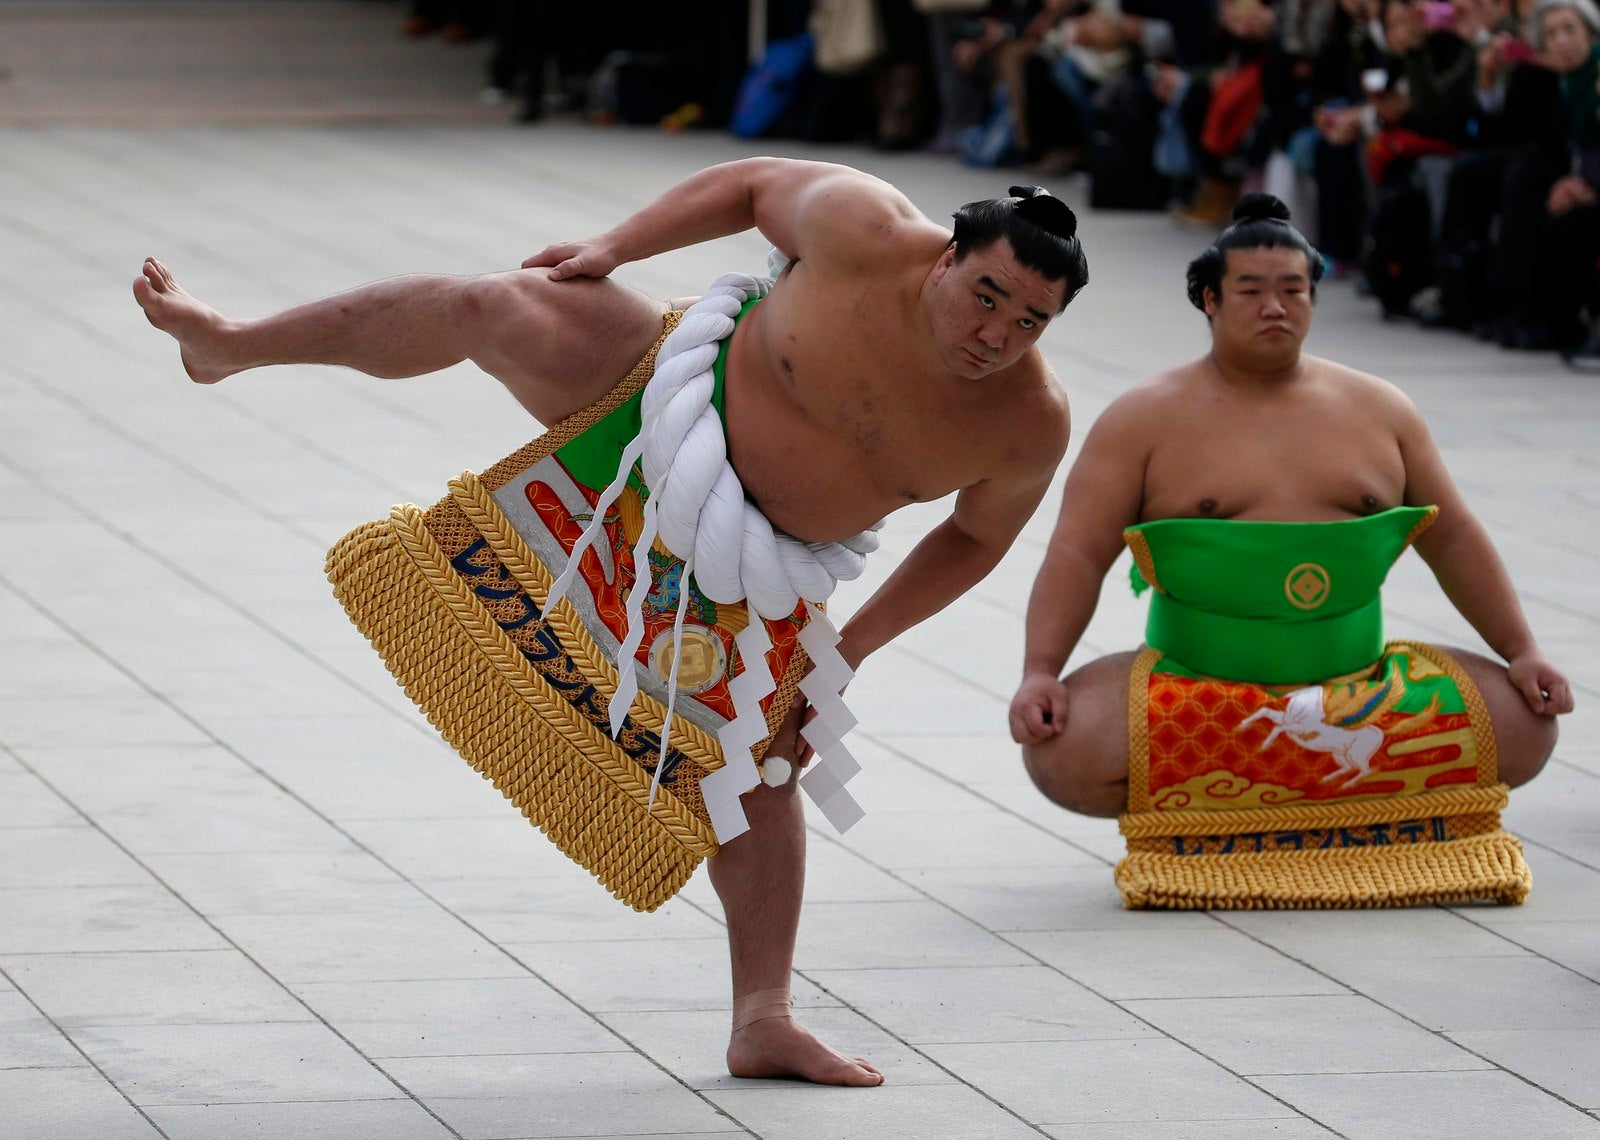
[708,763,883,1086]
[1021,651,1139,817]
[132,258,667,424]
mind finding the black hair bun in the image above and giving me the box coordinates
[1009,185,1078,240]
[1232,192,1291,224]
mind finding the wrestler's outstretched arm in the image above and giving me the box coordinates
[1391,387,1574,715]
[1009,395,1151,745]
[522,157,932,280]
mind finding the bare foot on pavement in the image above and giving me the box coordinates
[727,1016,884,1086]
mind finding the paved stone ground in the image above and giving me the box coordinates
[2,3,1598,1138]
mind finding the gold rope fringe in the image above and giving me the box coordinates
[446,471,727,772]
[326,504,713,912]
[1115,829,1531,909]
[1119,783,1511,839]
[1118,640,1525,909]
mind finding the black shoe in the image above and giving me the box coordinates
[1418,307,1470,330]
[1562,333,1600,368]
[1498,321,1554,350]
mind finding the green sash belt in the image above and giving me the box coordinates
[556,295,750,490]
[1125,505,1437,685]
[1147,592,1383,684]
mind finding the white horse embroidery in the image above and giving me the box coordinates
[1238,687,1386,788]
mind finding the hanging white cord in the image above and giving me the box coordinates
[541,269,878,830]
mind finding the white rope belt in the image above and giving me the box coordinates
[542,270,877,839]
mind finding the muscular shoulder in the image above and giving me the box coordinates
[987,353,1073,476]
[788,166,946,271]
[1097,361,1200,434]
[1306,355,1425,428]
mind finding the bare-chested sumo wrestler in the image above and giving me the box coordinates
[1011,193,1571,825]
[135,158,1089,1086]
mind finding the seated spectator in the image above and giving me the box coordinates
[1493,0,1600,349]
[1170,0,1280,228]
[1424,0,1562,331]
[996,1,1155,174]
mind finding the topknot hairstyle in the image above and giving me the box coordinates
[951,185,1090,311]
[1185,192,1324,314]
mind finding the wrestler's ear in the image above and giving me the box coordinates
[1203,285,1220,318]
[930,242,957,285]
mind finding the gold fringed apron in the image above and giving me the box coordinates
[1115,509,1529,909]
[324,311,810,911]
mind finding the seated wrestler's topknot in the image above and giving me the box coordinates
[951,185,1090,310]
[1186,192,1325,314]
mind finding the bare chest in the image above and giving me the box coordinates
[723,282,1002,540]
[1142,395,1406,521]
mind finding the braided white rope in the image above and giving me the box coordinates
[540,269,879,833]
[641,271,880,619]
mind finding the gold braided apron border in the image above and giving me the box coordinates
[1115,830,1530,909]
[388,501,720,853]
[1125,646,1161,815]
[1120,783,1511,839]
[1115,640,1528,910]
[441,469,812,771]
[1402,638,1499,785]
[446,471,728,770]
[325,502,711,912]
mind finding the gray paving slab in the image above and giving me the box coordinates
[146,1099,456,1140]
[0,948,314,1027]
[1255,1070,1600,1138]
[0,1067,163,1140]
[2,2,1598,1136]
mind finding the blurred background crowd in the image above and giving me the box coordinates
[404,0,1600,361]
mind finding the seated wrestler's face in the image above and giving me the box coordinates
[1203,246,1313,368]
[926,240,1066,379]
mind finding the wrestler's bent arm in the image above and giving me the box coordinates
[841,472,1056,670]
[1397,399,1574,714]
[523,158,924,280]
[1010,402,1150,743]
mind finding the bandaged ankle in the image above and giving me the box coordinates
[731,988,794,1032]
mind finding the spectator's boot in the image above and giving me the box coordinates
[1173,178,1239,229]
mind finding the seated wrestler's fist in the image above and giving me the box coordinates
[1507,651,1575,716]
[1010,673,1067,745]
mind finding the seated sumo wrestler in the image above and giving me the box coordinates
[1009,193,1574,906]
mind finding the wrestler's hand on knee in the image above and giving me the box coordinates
[1508,652,1575,715]
[767,695,810,771]
[521,239,619,280]
[1009,673,1067,744]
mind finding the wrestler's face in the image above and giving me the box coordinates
[927,240,1064,378]
[1204,246,1313,368]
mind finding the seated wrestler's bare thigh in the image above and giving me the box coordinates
[1439,645,1558,787]
[462,270,669,426]
[1022,651,1138,817]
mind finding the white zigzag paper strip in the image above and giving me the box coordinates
[796,603,865,833]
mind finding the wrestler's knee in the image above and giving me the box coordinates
[1446,646,1558,789]
[455,272,554,361]
[1022,738,1125,817]
[1500,711,1557,788]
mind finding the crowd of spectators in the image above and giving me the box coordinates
[407,0,1600,362]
